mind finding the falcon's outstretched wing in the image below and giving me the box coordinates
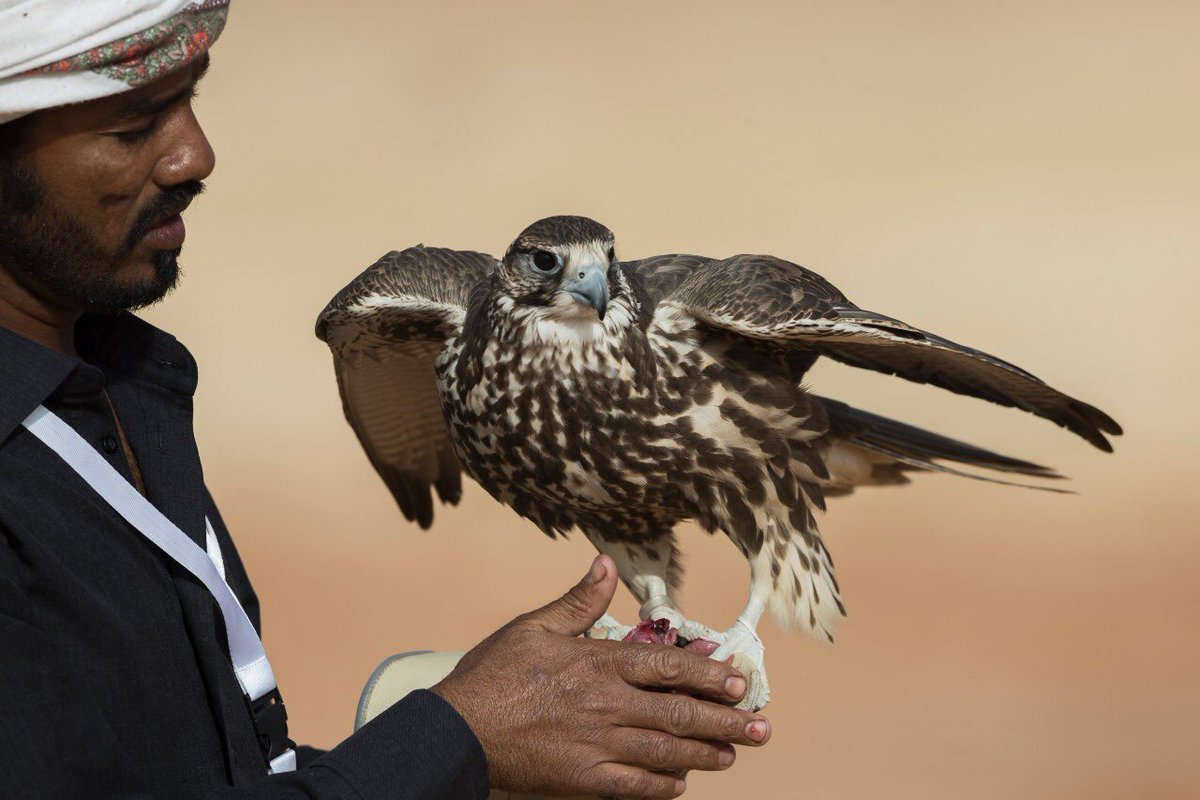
[651,254,1122,451]
[316,247,497,527]
[624,253,716,301]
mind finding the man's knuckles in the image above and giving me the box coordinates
[647,647,735,694]
[719,709,752,743]
[702,705,761,744]
[651,694,758,743]
[641,646,686,684]
[595,766,681,800]
[633,730,692,771]
[664,696,698,734]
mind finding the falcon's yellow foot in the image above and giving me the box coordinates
[708,620,771,711]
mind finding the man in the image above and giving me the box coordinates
[0,3,771,799]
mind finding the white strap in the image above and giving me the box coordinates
[21,405,295,772]
[269,749,297,774]
[205,517,226,581]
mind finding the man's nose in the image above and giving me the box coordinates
[153,104,216,188]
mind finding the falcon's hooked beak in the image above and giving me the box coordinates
[561,260,609,320]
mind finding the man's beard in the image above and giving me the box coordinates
[0,155,202,313]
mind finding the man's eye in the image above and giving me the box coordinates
[114,122,156,144]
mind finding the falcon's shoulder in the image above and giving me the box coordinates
[622,253,718,306]
[660,253,852,327]
[316,246,497,528]
[651,253,1121,451]
[316,246,496,347]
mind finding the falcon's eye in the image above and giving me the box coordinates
[531,249,560,273]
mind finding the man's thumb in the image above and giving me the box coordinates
[528,555,617,636]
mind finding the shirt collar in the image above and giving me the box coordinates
[0,311,198,443]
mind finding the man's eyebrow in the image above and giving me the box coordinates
[115,54,211,120]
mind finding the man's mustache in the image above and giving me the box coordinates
[119,181,205,255]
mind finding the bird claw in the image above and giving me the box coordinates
[678,618,721,644]
[585,613,634,642]
[587,615,766,708]
[708,623,771,712]
[587,615,707,649]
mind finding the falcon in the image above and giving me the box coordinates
[316,215,1120,710]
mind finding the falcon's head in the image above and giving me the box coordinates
[500,215,631,324]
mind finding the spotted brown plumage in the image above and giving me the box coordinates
[316,215,1121,711]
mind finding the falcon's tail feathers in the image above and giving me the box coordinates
[816,396,1072,494]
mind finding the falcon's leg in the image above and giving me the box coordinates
[706,549,773,711]
[582,530,686,639]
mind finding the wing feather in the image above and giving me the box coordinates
[623,254,716,302]
[316,246,496,527]
[656,254,1121,451]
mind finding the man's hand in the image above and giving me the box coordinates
[431,555,772,799]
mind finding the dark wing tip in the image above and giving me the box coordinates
[411,482,435,529]
[384,472,435,529]
[1078,401,1123,437]
[836,309,1123,452]
[1064,401,1119,452]
[389,466,462,529]
[434,471,463,506]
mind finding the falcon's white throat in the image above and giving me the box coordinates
[501,292,635,351]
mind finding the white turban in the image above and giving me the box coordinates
[0,0,229,125]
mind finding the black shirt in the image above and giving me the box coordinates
[0,313,489,799]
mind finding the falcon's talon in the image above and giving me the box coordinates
[678,618,721,644]
[708,624,771,711]
[595,612,623,630]
[586,613,634,642]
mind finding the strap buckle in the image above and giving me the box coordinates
[244,689,295,766]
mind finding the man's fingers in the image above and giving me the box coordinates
[588,763,685,800]
[612,727,735,773]
[614,641,745,700]
[622,690,770,747]
[523,555,618,636]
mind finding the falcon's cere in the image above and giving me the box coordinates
[316,216,1121,710]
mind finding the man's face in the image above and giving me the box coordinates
[0,57,214,313]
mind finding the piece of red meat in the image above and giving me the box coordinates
[621,618,720,656]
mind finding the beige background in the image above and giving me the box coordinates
[144,1,1198,797]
